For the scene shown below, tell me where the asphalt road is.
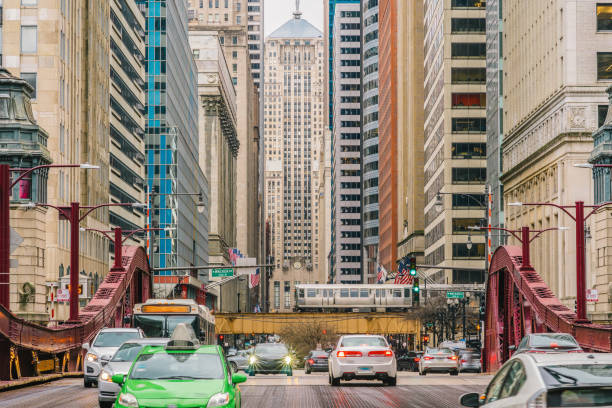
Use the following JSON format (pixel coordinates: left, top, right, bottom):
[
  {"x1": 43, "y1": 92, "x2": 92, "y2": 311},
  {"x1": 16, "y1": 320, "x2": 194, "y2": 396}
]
[{"x1": 0, "y1": 371, "x2": 491, "y2": 408}]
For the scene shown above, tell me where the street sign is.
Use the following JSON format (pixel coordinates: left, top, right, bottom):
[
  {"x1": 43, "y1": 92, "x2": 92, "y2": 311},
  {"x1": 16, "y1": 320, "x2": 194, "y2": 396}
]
[
  {"x1": 212, "y1": 268, "x2": 234, "y2": 277},
  {"x1": 236, "y1": 257, "x2": 256, "y2": 275},
  {"x1": 56, "y1": 289, "x2": 70, "y2": 302},
  {"x1": 446, "y1": 291, "x2": 465, "y2": 299},
  {"x1": 587, "y1": 289, "x2": 598, "y2": 302},
  {"x1": 10, "y1": 227, "x2": 24, "y2": 254}
]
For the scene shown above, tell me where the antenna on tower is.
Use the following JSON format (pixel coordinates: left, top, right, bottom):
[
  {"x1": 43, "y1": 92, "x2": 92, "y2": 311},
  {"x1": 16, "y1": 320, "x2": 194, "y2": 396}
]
[{"x1": 294, "y1": 0, "x2": 302, "y2": 19}]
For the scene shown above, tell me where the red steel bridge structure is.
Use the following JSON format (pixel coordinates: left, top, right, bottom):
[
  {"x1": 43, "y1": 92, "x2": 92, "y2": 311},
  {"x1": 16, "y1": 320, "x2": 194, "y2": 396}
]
[
  {"x1": 0, "y1": 246, "x2": 150, "y2": 381},
  {"x1": 483, "y1": 245, "x2": 612, "y2": 372}
]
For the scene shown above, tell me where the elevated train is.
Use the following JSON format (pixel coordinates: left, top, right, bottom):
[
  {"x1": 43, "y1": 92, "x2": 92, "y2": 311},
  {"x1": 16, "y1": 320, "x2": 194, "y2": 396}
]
[{"x1": 295, "y1": 284, "x2": 413, "y2": 312}]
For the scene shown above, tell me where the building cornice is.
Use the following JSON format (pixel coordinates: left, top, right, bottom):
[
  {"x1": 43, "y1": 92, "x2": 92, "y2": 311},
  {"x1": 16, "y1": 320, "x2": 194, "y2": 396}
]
[{"x1": 201, "y1": 95, "x2": 240, "y2": 157}]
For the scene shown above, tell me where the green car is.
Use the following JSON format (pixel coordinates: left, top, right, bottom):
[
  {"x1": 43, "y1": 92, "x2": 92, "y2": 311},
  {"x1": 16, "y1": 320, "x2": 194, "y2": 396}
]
[{"x1": 112, "y1": 325, "x2": 246, "y2": 408}]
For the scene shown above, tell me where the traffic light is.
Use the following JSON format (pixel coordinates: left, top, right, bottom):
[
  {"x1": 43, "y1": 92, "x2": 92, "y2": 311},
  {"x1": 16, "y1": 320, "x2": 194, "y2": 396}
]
[
  {"x1": 409, "y1": 257, "x2": 417, "y2": 276},
  {"x1": 423, "y1": 335, "x2": 429, "y2": 343},
  {"x1": 412, "y1": 278, "x2": 420, "y2": 303},
  {"x1": 479, "y1": 295, "x2": 486, "y2": 321}
]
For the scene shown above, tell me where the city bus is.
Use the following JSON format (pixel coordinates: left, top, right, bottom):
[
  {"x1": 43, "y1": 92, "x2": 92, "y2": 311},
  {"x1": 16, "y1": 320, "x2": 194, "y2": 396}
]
[{"x1": 131, "y1": 299, "x2": 215, "y2": 344}]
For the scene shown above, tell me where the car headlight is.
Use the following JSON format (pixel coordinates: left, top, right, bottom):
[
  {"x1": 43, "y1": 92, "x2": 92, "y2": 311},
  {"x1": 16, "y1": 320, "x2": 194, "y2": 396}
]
[
  {"x1": 207, "y1": 392, "x2": 230, "y2": 408},
  {"x1": 118, "y1": 392, "x2": 139, "y2": 408},
  {"x1": 249, "y1": 356, "x2": 257, "y2": 365},
  {"x1": 86, "y1": 353, "x2": 98, "y2": 363},
  {"x1": 99, "y1": 370, "x2": 112, "y2": 382},
  {"x1": 284, "y1": 355, "x2": 292, "y2": 365}
]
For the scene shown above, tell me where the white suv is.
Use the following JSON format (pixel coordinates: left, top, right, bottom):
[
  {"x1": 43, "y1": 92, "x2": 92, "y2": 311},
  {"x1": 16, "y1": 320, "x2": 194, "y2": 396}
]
[
  {"x1": 328, "y1": 335, "x2": 397, "y2": 386},
  {"x1": 82, "y1": 327, "x2": 143, "y2": 387}
]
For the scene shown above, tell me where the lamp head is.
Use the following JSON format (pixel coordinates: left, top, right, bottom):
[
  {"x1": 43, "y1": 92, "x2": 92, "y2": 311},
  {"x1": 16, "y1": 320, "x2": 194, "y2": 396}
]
[
  {"x1": 574, "y1": 163, "x2": 594, "y2": 169},
  {"x1": 80, "y1": 163, "x2": 100, "y2": 169},
  {"x1": 197, "y1": 192, "x2": 206, "y2": 214},
  {"x1": 508, "y1": 202, "x2": 523, "y2": 207},
  {"x1": 466, "y1": 234, "x2": 473, "y2": 250},
  {"x1": 435, "y1": 193, "x2": 443, "y2": 212}
]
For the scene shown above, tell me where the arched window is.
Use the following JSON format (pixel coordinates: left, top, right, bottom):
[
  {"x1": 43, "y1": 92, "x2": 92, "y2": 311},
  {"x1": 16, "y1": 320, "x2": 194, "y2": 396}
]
[{"x1": 59, "y1": 264, "x2": 64, "y2": 277}]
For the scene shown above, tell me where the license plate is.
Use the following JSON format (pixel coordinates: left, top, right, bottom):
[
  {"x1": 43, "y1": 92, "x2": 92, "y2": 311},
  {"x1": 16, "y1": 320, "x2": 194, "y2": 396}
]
[{"x1": 358, "y1": 366, "x2": 372, "y2": 371}]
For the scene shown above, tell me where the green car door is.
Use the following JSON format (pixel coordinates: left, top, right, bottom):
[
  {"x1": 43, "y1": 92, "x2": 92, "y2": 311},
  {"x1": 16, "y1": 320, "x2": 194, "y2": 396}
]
[{"x1": 112, "y1": 345, "x2": 247, "y2": 408}]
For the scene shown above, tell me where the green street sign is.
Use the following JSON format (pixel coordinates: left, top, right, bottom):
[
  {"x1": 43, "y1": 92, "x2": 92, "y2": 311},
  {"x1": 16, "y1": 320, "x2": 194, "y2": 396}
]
[
  {"x1": 212, "y1": 268, "x2": 234, "y2": 277},
  {"x1": 447, "y1": 291, "x2": 465, "y2": 299}
]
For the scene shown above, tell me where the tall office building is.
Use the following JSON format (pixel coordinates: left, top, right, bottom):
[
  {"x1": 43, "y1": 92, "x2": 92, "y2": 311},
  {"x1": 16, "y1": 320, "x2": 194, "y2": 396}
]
[
  {"x1": 422, "y1": 0, "x2": 487, "y2": 285},
  {"x1": 188, "y1": 0, "x2": 261, "y2": 263},
  {"x1": 331, "y1": 2, "x2": 362, "y2": 283},
  {"x1": 502, "y1": 1, "x2": 611, "y2": 312},
  {"x1": 360, "y1": 0, "x2": 379, "y2": 283},
  {"x1": 247, "y1": 0, "x2": 263, "y2": 88},
  {"x1": 137, "y1": 0, "x2": 209, "y2": 292},
  {"x1": 396, "y1": 0, "x2": 425, "y2": 272},
  {"x1": 263, "y1": 8, "x2": 325, "y2": 311},
  {"x1": 0, "y1": 0, "x2": 112, "y2": 320},
  {"x1": 377, "y1": 0, "x2": 397, "y2": 274},
  {"x1": 109, "y1": 0, "x2": 147, "y2": 247},
  {"x1": 486, "y1": 0, "x2": 504, "y2": 252}
]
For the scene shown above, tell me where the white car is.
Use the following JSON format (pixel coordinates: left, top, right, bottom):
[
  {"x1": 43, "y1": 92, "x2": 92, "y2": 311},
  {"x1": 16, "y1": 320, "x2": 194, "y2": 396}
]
[
  {"x1": 328, "y1": 335, "x2": 397, "y2": 386},
  {"x1": 419, "y1": 347, "x2": 459, "y2": 375},
  {"x1": 460, "y1": 352, "x2": 612, "y2": 407},
  {"x1": 82, "y1": 327, "x2": 143, "y2": 387}
]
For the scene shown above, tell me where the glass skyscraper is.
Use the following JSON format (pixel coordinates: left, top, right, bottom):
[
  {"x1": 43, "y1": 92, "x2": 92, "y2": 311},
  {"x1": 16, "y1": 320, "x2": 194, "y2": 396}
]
[{"x1": 137, "y1": 0, "x2": 209, "y2": 280}]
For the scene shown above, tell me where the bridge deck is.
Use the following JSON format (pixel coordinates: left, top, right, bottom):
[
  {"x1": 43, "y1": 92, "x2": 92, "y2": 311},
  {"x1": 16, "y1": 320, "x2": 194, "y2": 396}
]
[{"x1": 214, "y1": 312, "x2": 420, "y2": 335}]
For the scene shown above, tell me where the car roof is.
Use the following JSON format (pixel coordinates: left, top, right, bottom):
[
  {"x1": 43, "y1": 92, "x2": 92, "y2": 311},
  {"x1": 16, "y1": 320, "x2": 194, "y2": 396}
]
[
  {"x1": 98, "y1": 327, "x2": 141, "y2": 332},
  {"x1": 340, "y1": 334, "x2": 384, "y2": 338},
  {"x1": 123, "y1": 338, "x2": 169, "y2": 345},
  {"x1": 521, "y1": 352, "x2": 612, "y2": 365},
  {"x1": 140, "y1": 344, "x2": 221, "y2": 355}
]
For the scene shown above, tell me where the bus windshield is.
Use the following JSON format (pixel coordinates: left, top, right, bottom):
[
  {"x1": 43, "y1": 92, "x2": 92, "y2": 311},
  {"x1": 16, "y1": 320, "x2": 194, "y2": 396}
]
[{"x1": 133, "y1": 314, "x2": 198, "y2": 338}]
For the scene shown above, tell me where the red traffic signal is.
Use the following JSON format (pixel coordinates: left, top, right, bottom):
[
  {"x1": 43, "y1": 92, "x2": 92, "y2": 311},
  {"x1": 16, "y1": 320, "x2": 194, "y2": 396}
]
[{"x1": 423, "y1": 335, "x2": 430, "y2": 342}]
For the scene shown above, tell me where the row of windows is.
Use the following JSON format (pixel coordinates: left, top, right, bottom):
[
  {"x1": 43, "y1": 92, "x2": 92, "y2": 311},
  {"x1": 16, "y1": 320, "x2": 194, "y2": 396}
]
[
  {"x1": 451, "y1": 143, "x2": 486, "y2": 158},
  {"x1": 451, "y1": 18, "x2": 485, "y2": 33},
  {"x1": 452, "y1": 167, "x2": 486, "y2": 184}
]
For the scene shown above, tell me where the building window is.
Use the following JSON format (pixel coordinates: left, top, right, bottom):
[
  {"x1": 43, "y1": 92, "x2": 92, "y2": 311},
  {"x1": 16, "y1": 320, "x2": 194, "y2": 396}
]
[
  {"x1": 21, "y1": 73, "x2": 37, "y2": 99},
  {"x1": 451, "y1": 117, "x2": 486, "y2": 133},
  {"x1": 597, "y1": 52, "x2": 612, "y2": 80},
  {"x1": 232, "y1": 63, "x2": 237, "y2": 71},
  {"x1": 284, "y1": 281, "x2": 290, "y2": 308},
  {"x1": 452, "y1": 218, "x2": 484, "y2": 234},
  {"x1": 274, "y1": 281, "x2": 280, "y2": 309},
  {"x1": 232, "y1": 50, "x2": 237, "y2": 58},
  {"x1": 232, "y1": 36, "x2": 238, "y2": 44},
  {"x1": 21, "y1": 26, "x2": 37, "y2": 53},
  {"x1": 451, "y1": 67, "x2": 486, "y2": 83},
  {"x1": 599, "y1": 104, "x2": 609, "y2": 127},
  {"x1": 451, "y1": 167, "x2": 486, "y2": 184},
  {"x1": 452, "y1": 93, "x2": 486, "y2": 108},
  {"x1": 451, "y1": 42, "x2": 486, "y2": 59},
  {"x1": 452, "y1": 194, "x2": 486, "y2": 208},
  {"x1": 452, "y1": 269, "x2": 485, "y2": 284},
  {"x1": 451, "y1": 18, "x2": 486, "y2": 33},
  {"x1": 597, "y1": 4, "x2": 612, "y2": 31},
  {"x1": 22, "y1": 0, "x2": 37, "y2": 5},
  {"x1": 236, "y1": 15, "x2": 241, "y2": 24},
  {"x1": 451, "y1": 0, "x2": 486, "y2": 8},
  {"x1": 452, "y1": 243, "x2": 485, "y2": 259},
  {"x1": 451, "y1": 142, "x2": 486, "y2": 158}
]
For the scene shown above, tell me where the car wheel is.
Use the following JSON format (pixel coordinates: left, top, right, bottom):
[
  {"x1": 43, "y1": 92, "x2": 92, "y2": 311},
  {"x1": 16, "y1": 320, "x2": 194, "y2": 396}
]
[
  {"x1": 385, "y1": 376, "x2": 397, "y2": 386},
  {"x1": 286, "y1": 368, "x2": 293, "y2": 377},
  {"x1": 84, "y1": 379, "x2": 92, "y2": 388},
  {"x1": 99, "y1": 402, "x2": 112, "y2": 408},
  {"x1": 421, "y1": 370, "x2": 426, "y2": 376},
  {"x1": 331, "y1": 375, "x2": 340, "y2": 386},
  {"x1": 248, "y1": 369, "x2": 255, "y2": 377},
  {"x1": 305, "y1": 366, "x2": 311, "y2": 374},
  {"x1": 450, "y1": 370, "x2": 459, "y2": 376}
]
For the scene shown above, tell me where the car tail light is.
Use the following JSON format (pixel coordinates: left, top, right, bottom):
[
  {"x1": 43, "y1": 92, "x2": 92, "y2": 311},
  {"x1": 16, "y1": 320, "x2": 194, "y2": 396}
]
[
  {"x1": 414, "y1": 357, "x2": 420, "y2": 362},
  {"x1": 337, "y1": 350, "x2": 362, "y2": 358},
  {"x1": 448, "y1": 355, "x2": 458, "y2": 361},
  {"x1": 549, "y1": 342, "x2": 559, "y2": 348},
  {"x1": 423, "y1": 356, "x2": 434, "y2": 361},
  {"x1": 368, "y1": 350, "x2": 393, "y2": 357},
  {"x1": 308, "y1": 359, "x2": 315, "y2": 365},
  {"x1": 527, "y1": 390, "x2": 547, "y2": 408},
  {"x1": 460, "y1": 359, "x2": 467, "y2": 363}
]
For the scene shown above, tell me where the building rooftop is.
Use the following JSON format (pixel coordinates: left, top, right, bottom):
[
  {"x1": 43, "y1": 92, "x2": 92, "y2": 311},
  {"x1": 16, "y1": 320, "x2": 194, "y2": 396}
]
[{"x1": 268, "y1": 14, "x2": 322, "y2": 39}]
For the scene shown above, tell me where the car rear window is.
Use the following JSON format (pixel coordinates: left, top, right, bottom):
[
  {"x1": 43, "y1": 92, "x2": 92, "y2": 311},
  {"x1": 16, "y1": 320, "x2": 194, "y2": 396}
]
[
  {"x1": 312, "y1": 351, "x2": 328, "y2": 358},
  {"x1": 427, "y1": 348, "x2": 453, "y2": 354},
  {"x1": 531, "y1": 334, "x2": 578, "y2": 348},
  {"x1": 547, "y1": 387, "x2": 612, "y2": 407},
  {"x1": 94, "y1": 331, "x2": 141, "y2": 347},
  {"x1": 540, "y1": 364, "x2": 612, "y2": 386},
  {"x1": 112, "y1": 343, "x2": 144, "y2": 362},
  {"x1": 341, "y1": 337, "x2": 387, "y2": 347}
]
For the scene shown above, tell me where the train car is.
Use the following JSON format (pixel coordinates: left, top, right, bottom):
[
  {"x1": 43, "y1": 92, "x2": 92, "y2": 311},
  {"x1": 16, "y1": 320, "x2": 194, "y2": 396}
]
[
  {"x1": 295, "y1": 284, "x2": 413, "y2": 312},
  {"x1": 131, "y1": 298, "x2": 215, "y2": 344}
]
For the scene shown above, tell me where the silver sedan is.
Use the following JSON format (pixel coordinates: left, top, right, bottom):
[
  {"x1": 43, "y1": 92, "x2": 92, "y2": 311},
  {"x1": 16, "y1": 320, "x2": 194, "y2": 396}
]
[{"x1": 418, "y1": 347, "x2": 459, "y2": 375}]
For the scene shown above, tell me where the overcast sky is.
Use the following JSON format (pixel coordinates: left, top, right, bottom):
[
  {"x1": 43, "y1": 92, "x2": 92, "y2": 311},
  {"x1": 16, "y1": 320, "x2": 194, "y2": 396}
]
[{"x1": 264, "y1": 0, "x2": 324, "y2": 37}]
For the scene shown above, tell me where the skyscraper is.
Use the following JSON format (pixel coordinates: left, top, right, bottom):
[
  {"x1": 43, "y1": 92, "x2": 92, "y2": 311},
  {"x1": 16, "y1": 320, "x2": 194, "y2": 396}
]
[
  {"x1": 264, "y1": 7, "x2": 325, "y2": 311},
  {"x1": 137, "y1": 0, "x2": 209, "y2": 292},
  {"x1": 331, "y1": 2, "x2": 362, "y2": 283},
  {"x1": 422, "y1": 0, "x2": 487, "y2": 285},
  {"x1": 360, "y1": 0, "x2": 379, "y2": 283}
]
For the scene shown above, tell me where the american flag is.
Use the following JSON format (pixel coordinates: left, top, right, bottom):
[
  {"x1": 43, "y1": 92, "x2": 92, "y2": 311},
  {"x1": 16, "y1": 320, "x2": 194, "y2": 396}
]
[
  {"x1": 249, "y1": 267, "x2": 260, "y2": 288},
  {"x1": 228, "y1": 248, "x2": 259, "y2": 288},
  {"x1": 377, "y1": 264, "x2": 387, "y2": 284},
  {"x1": 394, "y1": 260, "x2": 414, "y2": 285}
]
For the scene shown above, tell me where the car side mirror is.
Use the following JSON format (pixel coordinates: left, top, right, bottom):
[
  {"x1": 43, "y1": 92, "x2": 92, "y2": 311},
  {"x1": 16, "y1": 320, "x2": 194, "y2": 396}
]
[
  {"x1": 100, "y1": 356, "x2": 110, "y2": 366},
  {"x1": 460, "y1": 393, "x2": 481, "y2": 407},
  {"x1": 232, "y1": 373, "x2": 247, "y2": 384},
  {"x1": 508, "y1": 345, "x2": 516, "y2": 351},
  {"x1": 112, "y1": 374, "x2": 126, "y2": 385},
  {"x1": 82, "y1": 343, "x2": 90, "y2": 351}
]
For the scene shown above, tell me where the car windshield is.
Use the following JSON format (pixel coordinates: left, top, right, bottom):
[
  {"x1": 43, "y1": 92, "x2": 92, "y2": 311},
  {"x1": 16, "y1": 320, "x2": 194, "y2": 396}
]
[
  {"x1": 93, "y1": 331, "x2": 140, "y2": 347},
  {"x1": 426, "y1": 348, "x2": 453, "y2": 355},
  {"x1": 112, "y1": 343, "x2": 144, "y2": 362},
  {"x1": 255, "y1": 344, "x2": 288, "y2": 355},
  {"x1": 133, "y1": 314, "x2": 198, "y2": 338},
  {"x1": 547, "y1": 387, "x2": 612, "y2": 407},
  {"x1": 540, "y1": 364, "x2": 612, "y2": 386},
  {"x1": 312, "y1": 351, "x2": 328, "y2": 358},
  {"x1": 531, "y1": 334, "x2": 578, "y2": 348},
  {"x1": 130, "y1": 352, "x2": 224, "y2": 380},
  {"x1": 341, "y1": 337, "x2": 387, "y2": 347}
]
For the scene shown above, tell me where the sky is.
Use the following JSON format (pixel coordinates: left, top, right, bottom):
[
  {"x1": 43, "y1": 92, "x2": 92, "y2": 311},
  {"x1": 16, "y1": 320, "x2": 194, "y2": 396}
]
[{"x1": 264, "y1": 0, "x2": 324, "y2": 37}]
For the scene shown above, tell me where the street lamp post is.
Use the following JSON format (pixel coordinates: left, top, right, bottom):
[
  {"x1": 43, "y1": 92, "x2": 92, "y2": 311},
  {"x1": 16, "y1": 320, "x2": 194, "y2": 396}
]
[
  {"x1": 36, "y1": 201, "x2": 144, "y2": 321},
  {"x1": 0, "y1": 163, "x2": 99, "y2": 311},
  {"x1": 508, "y1": 200, "x2": 611, "y2": 322}
]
